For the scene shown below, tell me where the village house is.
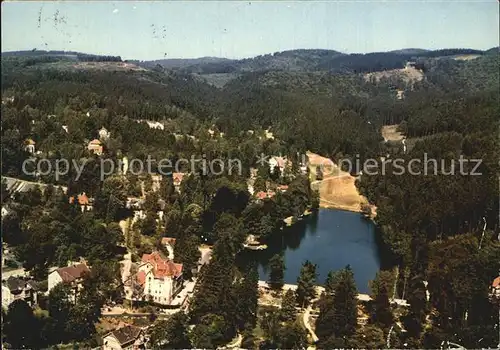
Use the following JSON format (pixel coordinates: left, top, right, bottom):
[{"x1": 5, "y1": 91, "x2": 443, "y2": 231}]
[
  {"x1": 255, "y1": 190, "x2": 276, "y2": 201},
  {"x1": 2, "y1": 96, "x2": 15, "y2": 105},
  {"x1": 69, "y1": 192, "x2": 93, "y2": 212},
  {"x1": 172, "y1": 172, "x2": 185, "y2": 192},
  {"x1": 24, "y1": 138, "x2": 36, "y2": 154},
  {"x1": 87, "y1": 139, "x2": 103, "y2": 155},
  {"x1": 102, "y1": 324, "x2": 146, "y2": 350},
  {"x1": 2, "y1": 206, "x2": 9, "y2": 218},
  {"x1": 136, "y1": 251, "x2": 183, "y2": 305},
  {"x1": 126, "y1": 197, "x2": 166, "y2": 224},
  {"x1": 276, "y1": 184, "x2": 289, "y2": 192},
  {"x1": 2, "y1": 276, "x2": 41, "y2": 309},
  {"x1": 99, "y1": 127, "x2": 111, "y2": 140},
  {"x1": 47, "y1": 263, "x2": 90, "y2": 301},
  {"x1": 491, "y1": 276, "x2": 500, "y2": 299},
  {"x1": 161, "y1": 237, "x2": 176, "y2": 260},
  {"x1": 137, "y1": 119, "x2": 164, "y2": 130},
  {"x1": 268, "y1": 156, "x2": 289, "y2": 174}
]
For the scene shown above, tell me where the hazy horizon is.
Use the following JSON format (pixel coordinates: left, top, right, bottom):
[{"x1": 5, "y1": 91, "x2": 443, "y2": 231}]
[{"x1": 2, "y1": 1, "x2": 499, "y2": 61}]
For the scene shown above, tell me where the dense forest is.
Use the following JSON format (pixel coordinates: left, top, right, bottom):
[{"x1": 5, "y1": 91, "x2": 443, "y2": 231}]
[{"x1": 1, "y1": 48, "x2": 499, "y2": 348}]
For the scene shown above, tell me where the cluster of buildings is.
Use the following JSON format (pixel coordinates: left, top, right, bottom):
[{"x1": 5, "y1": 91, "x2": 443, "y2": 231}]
[
  {"x1": 2, "y1": 276, "x2": 41, "y2": 309},
  {"x1": 1, "y1": 261, "x2": 90, "y2": 310}
]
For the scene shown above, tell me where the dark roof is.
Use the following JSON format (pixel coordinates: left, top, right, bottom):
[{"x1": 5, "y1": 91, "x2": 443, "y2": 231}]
[
  {"x1": 2, "y1": 276, "x2": 41, "y2": 292},
  {"x1": 3, "y1": 276, "x2": 26, "y2": 292},
  {"x1": 54, "y1": 263, "x2": 90, "y2": 283},
  {"x1": 107, "y1": 325, "x2": 142, "y2": 346}
]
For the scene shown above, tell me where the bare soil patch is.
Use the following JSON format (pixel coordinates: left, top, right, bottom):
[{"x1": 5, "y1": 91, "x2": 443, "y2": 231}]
[
  {"x1": 307, "y1": 151, "x2": 375, "y2": 215},
  {"x1": 381, "y1": 124, "x2": 404, "y2": 142}
]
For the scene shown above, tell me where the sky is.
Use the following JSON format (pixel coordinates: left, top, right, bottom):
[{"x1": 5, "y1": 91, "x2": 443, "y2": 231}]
[{"x1": 2, "y1": 1, "x2": 498, "y2": 61}]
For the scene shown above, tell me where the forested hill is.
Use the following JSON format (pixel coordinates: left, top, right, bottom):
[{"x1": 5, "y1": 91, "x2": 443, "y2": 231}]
[
  {"x1": 135, "y1": 48, "x2": 487, "y2": 75},
  {"x1": 1, "y1": 47, "x2": 499, "y2": 349},
  {"x1": 2, "y1": 48, "x2": 498, "y2": 165}
]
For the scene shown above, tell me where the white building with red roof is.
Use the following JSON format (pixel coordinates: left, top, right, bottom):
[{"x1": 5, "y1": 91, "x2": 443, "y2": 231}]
[
  {"x1": 136, "y1": 251, "x2": 183, "y2": 305},
  {"x1": 172, "y1": 172, "x2": 186, "y2": 191},
  {"x1": 87, "y1": 139, "x2": 103, "y2": 155}
]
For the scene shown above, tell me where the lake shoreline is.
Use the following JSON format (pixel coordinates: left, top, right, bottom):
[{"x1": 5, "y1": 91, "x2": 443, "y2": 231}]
[{"x1": 242, "y1": 208, "x2": 382, "y2": 294}]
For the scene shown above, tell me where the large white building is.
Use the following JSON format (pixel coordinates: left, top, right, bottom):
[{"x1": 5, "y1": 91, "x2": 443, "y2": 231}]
[{"x1": 136, "y1": 251, "x2": 183, "y2": 305}]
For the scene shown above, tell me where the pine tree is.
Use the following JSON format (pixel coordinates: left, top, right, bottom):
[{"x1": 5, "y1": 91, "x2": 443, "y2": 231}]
[
  {"x1": 280, "y1": 289, "x2": 297, "y2": 322},
  {"x1": 331, "y1": 266, "x2": 358, "y2": 338},
  {"x1": 296, "y1": 260, "x2": 317, "y2": 307},
  {"x1": 234, "y1": 263, "x2": 259, "y2": 330},
  {"x1": 316, "y1": 292, "x2": 336, "y2": 342},
  {"x1": 268, "y1": 254, "x2": 285, "y2": 291},
  {"x1": 370, "y1": 283, "x2": 393, "y2": 330}
]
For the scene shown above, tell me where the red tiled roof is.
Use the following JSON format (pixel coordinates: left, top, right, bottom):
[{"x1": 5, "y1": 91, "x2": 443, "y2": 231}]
[
  {"x1": 137, "y1": 270, "x2": 146, "y2": 286},
  {"x1": 55, "y1": 263, "x2": 90, "y2": 283},
  {"x1": 172, "y1": 172, "x2": 185, "y2": 185},
  {"x1": 141, "y1": 252, "x2": 182, "y2": 278},
  {"x1": 493, "y1": 276, "x2": 500, "y2": 288},
  {"x1": 256, "y1": 191, "x2": 267, "y2": 200},
  {"x1": 277, "y1": 185, "x2": 289, "y2": 191},
  {"x1": 161, "y1": 237, "x2": 176, "y2": 246},
  {"x1": 88, "y1": 139, "x2": 101, "y2": 145},
  {"x1": 256, "y1": 191, "x2": 276, "y2": 200},
  {"x1": 69, "y1": 193, "x2": 90, "y2": 206}
]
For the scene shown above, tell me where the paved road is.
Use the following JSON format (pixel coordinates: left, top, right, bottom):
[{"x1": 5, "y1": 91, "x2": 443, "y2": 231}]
[
  {"x1": 2, "y1": 268, "x2": 28, "y2": 279},
  {"x1": 120, "y1": 252, "x2": 133, "y2": 300}
]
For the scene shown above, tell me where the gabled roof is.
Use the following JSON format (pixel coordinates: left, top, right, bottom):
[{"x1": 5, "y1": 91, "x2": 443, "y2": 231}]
[
  {"x1": 172, "y1": 172, "x2": 185, "y2": 184},
  {"x1": 25, "y1": 138, "x2": 36, "y2": 145},
  {"x1": 104, "y1": 324, "x2": 143, "y2": 347},
  {"x1": 270, "y1": 156, "x2": 287, "y2": 168},
  {"x1": 88, "y1": 139, "x2": 101, "y2": 146},
  {"x1": 141, "y1": 251, "x2": 182, "y2": 279},
  {"x1": 53, "y1": 263, "x2": 90, "y2": 283},
  {"x1": 69, "y1": 192, "x2": 90, "y2": 206},
  {"x1": 493, "y1": 276, "x2": 500, "y2": 288},
  {"x1": 161, "y1": 237, "x2": 176, "y2": 246},
  {"x1": 256, "y1": 191, "x2": 267, "y2": 200},
  {"x1": 3, "y1": 276, "x2": 29, "y2": 292}
]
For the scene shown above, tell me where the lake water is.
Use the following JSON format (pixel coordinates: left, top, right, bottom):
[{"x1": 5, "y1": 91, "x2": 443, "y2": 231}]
[{"x1": 246, "y1": 209, "x2": 381, "y2": 294}]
